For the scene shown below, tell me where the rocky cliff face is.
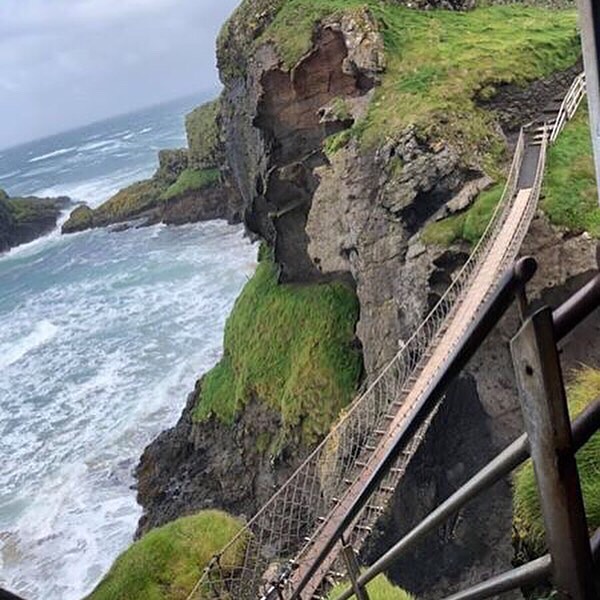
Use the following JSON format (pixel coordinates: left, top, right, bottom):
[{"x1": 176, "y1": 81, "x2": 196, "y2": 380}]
[
  {"x1": 0, "y1": 189, "x2": 71, "y2": 253},
  {"x1": 135, "y1": 1, "x2": 594, "y2": 597}
]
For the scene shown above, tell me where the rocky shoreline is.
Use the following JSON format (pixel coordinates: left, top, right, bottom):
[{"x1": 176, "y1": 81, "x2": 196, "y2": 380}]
[{"x1": 0, "y1": 188, "x2": 71, "y2": 254}]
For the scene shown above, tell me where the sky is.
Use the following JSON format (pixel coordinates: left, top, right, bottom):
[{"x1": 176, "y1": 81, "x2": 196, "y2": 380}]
[{"x1": 0, "y1": 0, "x2": 241, "y2": 149}]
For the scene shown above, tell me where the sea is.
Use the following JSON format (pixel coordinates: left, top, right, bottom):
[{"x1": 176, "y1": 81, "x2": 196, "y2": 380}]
[{"x1": 0, "y1": 96, "x2": 256, "y2": 599}]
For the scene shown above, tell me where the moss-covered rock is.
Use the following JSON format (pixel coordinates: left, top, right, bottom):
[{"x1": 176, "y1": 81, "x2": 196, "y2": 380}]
[
  {"x1": 86, "y1": 510, "x2": 245, "y2": 600},
  {"x1": 194, "y1": 251, "x2": 362, "y2": 446},
  {"x1": 0, "y1": 190, "x2": 70, "y2": 252},
  {"x1": 186, "y1": 100, "x2": 223, "y2": 170},
  {"x1": 155, "y1": 148, "x2": 189, "y2": 186},
  {"x1": 61, "y1": 205, "x2": 94, "y2": 234},
  {"x1": 161, "y1": 169, "x2": 221, "y2": 202},
  {"x1": 328, "y1": 574, "x2": 415, "y2": 600}
]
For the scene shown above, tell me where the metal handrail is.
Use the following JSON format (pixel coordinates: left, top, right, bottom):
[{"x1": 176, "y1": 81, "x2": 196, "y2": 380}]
[
  {"x1": 334, "y1": 396, "x2": 600, "y2": 600},
  {"x1": 550, "y1": 72, "x2": 586, "y2": 143}
]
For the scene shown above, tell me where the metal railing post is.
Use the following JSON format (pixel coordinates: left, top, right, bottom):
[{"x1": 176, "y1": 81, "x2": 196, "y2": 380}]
[
  {"x1": 510, "y1": 307, "x2": 597, "y2": 599},
  {"x1": 341, "y1": 537, "x2": 371, "y2": 600}
]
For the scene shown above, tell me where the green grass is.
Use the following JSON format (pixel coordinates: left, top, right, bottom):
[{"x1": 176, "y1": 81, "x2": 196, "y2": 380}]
[
  {"x1": 161, "y1": 169, "x2": 221, "y2": 201},
  {"x1": 262, "y1": 2, "x2": 579, "y2": 164},
  {"x1": 328, "y1": 574, "x2": 415, "y2": 600},
  {"x1": 513, "y1": 367, "x2": 600, "y2": 558},
  {"x1": 542, "y1": 105, "x2": 600, "y2": 236},
  {"x1": 421, "y1": 182, "x2": 504, "y2": 246},
  {"x1": 186, "y1": 100, "x2": 222, "y2": 170},
  {"x1": 194, "y1": 252, "x2": 362, "y2": 446},
  {"x1": 86, "y1": 510, "x2": 245, "y2": 600}
]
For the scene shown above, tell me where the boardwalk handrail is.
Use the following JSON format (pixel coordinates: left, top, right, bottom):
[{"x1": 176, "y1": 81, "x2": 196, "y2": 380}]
[
  {"x1": 550, "y1": 72, "x2": 587, "y2": 143},
  {"x1": 189, "y1": 74, "x2": 584, "y2": 600},
  {"x1": 333, "y1": 393, "x2": 600, "y2": 600}
]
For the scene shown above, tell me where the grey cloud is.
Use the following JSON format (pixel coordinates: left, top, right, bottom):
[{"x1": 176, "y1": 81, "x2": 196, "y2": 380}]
[{"x1": 0, "y1": 0, "x2": 241, "y2": 148}]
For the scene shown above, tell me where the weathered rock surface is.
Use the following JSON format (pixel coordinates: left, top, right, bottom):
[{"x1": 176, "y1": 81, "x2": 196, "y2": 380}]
[
  {"x1": 136, "y1": 380, "x2": 309, "y2": 537},
  {"x1": 220, "y1": 6, "x2": 384, "y2": 282},
  {"x1": 0, "y1": 189, "x2": 71, "y2": 253}
]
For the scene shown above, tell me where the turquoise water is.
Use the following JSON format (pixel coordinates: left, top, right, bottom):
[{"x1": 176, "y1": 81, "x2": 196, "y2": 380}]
[{"x1": 0, "y1": 100, "x2": 256, "y2": 598}]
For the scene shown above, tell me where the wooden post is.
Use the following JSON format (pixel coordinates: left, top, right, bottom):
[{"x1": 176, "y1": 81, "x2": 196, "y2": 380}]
[
  {"x1": 511, "y1": 307, "x2": 596, "y2": 599},
  {"x1": 577, "y1": 0, "x2": 600, "y2": 206}
]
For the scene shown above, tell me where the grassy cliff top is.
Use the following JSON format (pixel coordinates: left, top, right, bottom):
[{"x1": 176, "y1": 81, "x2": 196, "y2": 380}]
[
  {"x1": 258, "y1": 2, "x2": 579, "y2": 164},
  {"x1": 194, "y1": 251, "x2": 362, "y2": 446},
  {"x1": 86, "y1": 510, "x2": 244, "y2": 600}
]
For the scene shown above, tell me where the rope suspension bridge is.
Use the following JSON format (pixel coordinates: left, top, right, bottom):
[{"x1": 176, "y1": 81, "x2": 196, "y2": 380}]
[{"x1": 187, "y1": 74, "x2": 589, "y2": 600}]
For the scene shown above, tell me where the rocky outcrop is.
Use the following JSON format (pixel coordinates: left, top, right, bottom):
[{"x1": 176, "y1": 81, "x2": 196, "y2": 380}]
[
  {"x1": 0, "y1": 189, "x2": 71, "y2": 253},
  {"x1": 219, "y1": 7, "x2": 385, "y2": 282},
  {"x1": 62, "y1": 101, "x2": 243, "y2": 234},
  {"x1": 136, "y1": 379, "x2": 310, "y2": 537}
]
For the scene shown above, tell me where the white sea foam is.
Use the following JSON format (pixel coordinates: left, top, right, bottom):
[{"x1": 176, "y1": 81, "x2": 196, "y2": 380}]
[
  {"x1": 0, "y1": 221, "x2": 256, "y2": 599},
  {"x1": 0, "y1": 321, "x2": 58, "y2": 369},
  {"x1": 28, "y1": 147, "x2": 77, "y2": 164}
]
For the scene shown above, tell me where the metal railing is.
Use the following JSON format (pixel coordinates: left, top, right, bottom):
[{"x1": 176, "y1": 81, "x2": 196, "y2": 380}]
[
  {"x1": 190, "y1": 74, "x2": 584, "y2": 600},
  {"x1": 550, "y1": 72, "x2": 587, "y2": 143},
  {"x1": 334, "y1": 273, "x2": 600, "y2": 600}
]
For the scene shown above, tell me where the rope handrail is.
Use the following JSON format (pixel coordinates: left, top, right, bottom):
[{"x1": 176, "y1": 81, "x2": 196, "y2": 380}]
[{"x1": 187, "y1": 73, "x2": 583, "y2": 600}]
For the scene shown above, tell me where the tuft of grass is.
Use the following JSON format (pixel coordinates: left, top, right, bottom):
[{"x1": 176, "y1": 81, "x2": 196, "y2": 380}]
[
  {"x1": 542, "y1": 104, "x2": 600, "y2": 236},
  {"x1": 328, "y1": 574, "x2": 415, "y2": 600},
  {"x1": 262, "y1": 2, "x2": 579, "y2": 164},
  {"x1": 194, "y1": 253, "x2": 362, "y2": 446},
  {"x1": 513, "y1": 367, "x2": 600, "y2": 557},
  {"x1": 86, "y1": 510, "x2": 245, "y2": 600},
  {"x1": 161, "y1": 169, "x2": 221, "y2": 202},
  {"x1": 324, "y1": 130, "x2": 352, "y2": 157},
  {"x1": 421, "y1": 182, "x2": 504, "y2": 246}
]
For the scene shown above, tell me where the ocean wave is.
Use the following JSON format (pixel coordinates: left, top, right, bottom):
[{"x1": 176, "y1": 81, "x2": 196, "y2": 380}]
[
  {"x1": 138, "y1": 127, "x2": 153, "y2": 134},
  {"x1": 77, "y1": 140, "x2": 118, "y2": 153},
  {"x1": 0, "y1": 169, "x2": 21, "y2": 181},
  {"x1": 0, "y1": 321, "x2": 58, "y2": 369},
  {"x1": 28, "y1": 147, "x2": 77, "y2": 164}
]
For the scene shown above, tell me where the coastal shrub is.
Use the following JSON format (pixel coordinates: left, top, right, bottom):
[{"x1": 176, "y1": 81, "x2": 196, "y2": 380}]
[
  {"x1": 513, "y1": 367, "x2": 600, "y2": 558},
  {"x1": 262, "y1": 2, "x2": 579, "y2": 165},
  {"x1": 542, "y1": 105, "x2": 600, "y2": 236},
  {"x1": 421, "y1": 183, "x2": 504, "y2": 247},
  {"x1": 86, "y1": 510, "x2": 245, "y2": 600},
  {"x1": 194, "y1": 252, "x2": 362, "y2": 446},
  {"x1": 328, "y1": 574, "x2": 415, "y2": 600},
  {"x1": 161, "y1": 168, "x2": 221, "y2": 202}
]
